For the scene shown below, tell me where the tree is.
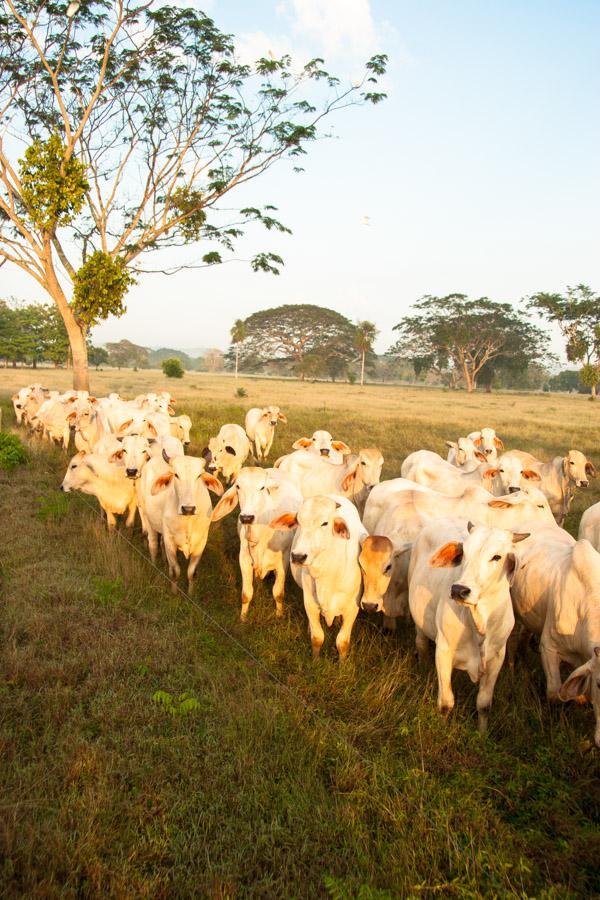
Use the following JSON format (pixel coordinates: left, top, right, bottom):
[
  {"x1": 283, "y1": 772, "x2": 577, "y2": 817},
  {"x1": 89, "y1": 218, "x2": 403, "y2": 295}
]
[
  {"x1": 162, "y1": 357, "x2": 184, "y2": 379},
  {"x1": 232, "y1": 304, "x2": 356, "y2": 379},
  {"x1": 0, "y1": 3, "x2": 387, "y2": 391},
  {"x1": 88, "y1": 345, "x2": 109, "y2": 370},
  {"x1": 389, "y1": 295, "x2": 550, "y2": 393},
  {"x1": 529, "y1": 285, "x2": 600, "y2": 399},
  {"x1": 354, "y1": 320, "x2": 378, "y2": 385},
  {"x1": 105, "y1": 340, "x2": 149, "y2": 370},
  {"x1": 230, "y1": 319, "x2": 247, "y2": 380}
]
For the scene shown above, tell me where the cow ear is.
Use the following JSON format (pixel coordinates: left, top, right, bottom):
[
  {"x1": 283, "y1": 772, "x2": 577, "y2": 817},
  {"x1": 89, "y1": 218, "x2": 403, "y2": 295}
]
[
  {"x1": 475, "y1": 451, "x2": 487, "y2": 463},
  {"x1": 559, "y1": 662, "x2": 592, "y2": 702},
  {"x1": 473, "y1": 437, "x2": 483, "y2": 446},
  {"x1": 445, "y1": 440, "x2": 457, "y2": 450},
  {"x1": 522, "y1": 469, "x2": 541, "y2": 482},
  {"x1": 167, "y1": 405, "x2": 175, "y2": 415},
  {"x1": 483, "y1": 468, "x2": 499, "y2": 480},
  {"x1": 76, "y1": 450, "x2": 86, "y2": 459},
  {"x1": 429, "y1": 541, "x2": 463, "y2": 567},
  {"x1": 292, "y1": 438, "x2": 312, "y2": 450},
  {"x1": 511, "y1": 532, "x2": 530, "y2": 544},
  {"x1": 333, "y1": 517, "x2": 350, "y2": 539},
  {"x1": 118, "y1": 418, "x2": 133, "y2": 433},
  {"x1": 467, "y1": 521, "x2": 475, "y2": 532},
  {"x1": 277, "y1": 412, "x2": 287, "y2": 423},
  {"x1": 89, "y1": 396, "x2": 97, "y2": 404},
  {"x1": 147, "y1": 422, "x2": 158, "y2": 437},
  {"x1": 66, "y1": 411, "x2": 77, "y2": 422},
  {"x1": 269, "y1": 512, "x2": 298, "y2": 530},
  {"x1": 211, "y1": 486, "x2": 238, "y2": 521},
  {"x1": 585, "y1": 460, "x2": 597, "y2": 478},
  {"x1": 200, "y1": 446, "x2": 212, "y2": 462},
  {"x1": 109, "y1": 448, "x2": 125, "y2": 462},
  {"x1": 341, "y1": 465, "x2": 359, "y2": 492},
  {"x1": 224, "y1": 445, "x2": 236, "y2": 456},
  {"x1": 493, "y1": 436, "x2": 504, "y2": 449},
  {"x1": 332, "y1": 440, "x2": 351, "y2": 454},
  {"x1": 151, "y1": 472, "x2": 174, "y2": 495},
  {"x1": 201, "y1": 473, "x2": 224, "y2": 496},
  {"x1": 273, "y1": 456, "x2": 284, "y2": 468},
  {"x1": 488, "y1": 499, "x2": 513, "y2": 509}
]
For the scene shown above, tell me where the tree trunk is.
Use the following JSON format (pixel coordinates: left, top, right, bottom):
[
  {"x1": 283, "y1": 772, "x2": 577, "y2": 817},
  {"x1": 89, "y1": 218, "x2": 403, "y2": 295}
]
[
  {"x1": 592, "y1": 382, "x2": 597, "y2": 400},
  {"x1": 43, "y1": 236, "x2": 90, "y2": 391},
  {"x1": 360, "y1": 351, "x2": 365, "y2": 386},
  {"x1": 235, "y1": 346, "x2": 239, "y2": 379}
]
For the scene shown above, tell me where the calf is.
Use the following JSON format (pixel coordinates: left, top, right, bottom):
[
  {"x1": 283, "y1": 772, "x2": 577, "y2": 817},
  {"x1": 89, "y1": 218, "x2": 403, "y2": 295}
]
[
  {"x1": 61, "y1": 449, "x2": 137, "y2": 528},
  {"x1": 409, "y1": 519, "x2": 527, "y2": 732},
  {"x1": 510, "y1": 525, "x2": 600, "y2": 747},
  {"x1": 491, "y1": 453, "x2": 542, "y2": 496},
  {"x1": 169, "y1": 414, "x2": 193, "y2": 446},
  {"x1": 290, "y1": 430, "x2": 351, "y2": 464},
  {"x1": 446, "y1": 436, "x2": 484, "y2": 467},
  {"x1": 245, "y1": 406, "x2": 287, "y2": 460},
  {"x1": 141, "y1": 455, "x2": 223, "y2": 590},
  {"x1": 272, "y1": 495, "x2": 366, "y2": 660},
  {"x1": 211, "y1": 467, "x2": 303, "y2": 620},
  {"x1": 468, "y1": 428, "x2": 504, "y2": 464}
]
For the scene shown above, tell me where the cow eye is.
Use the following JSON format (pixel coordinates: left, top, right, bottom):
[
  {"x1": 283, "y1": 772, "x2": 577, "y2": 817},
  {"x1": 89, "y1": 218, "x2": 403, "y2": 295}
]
[
  {"x1": 384, "y1": 564, "x2": 392, "y2": 574},
  {"x1": 321, "y1": 521, "x2": 328, "y2": 527},
  {"x1": 499, "y1": 469, "x2": 504, "y2": 474},
  {"x1": 174, "y1": 473, "x2": 180, "y2": 479},
  {"x1": 570, "y1": 461, "x2": 574, "y2": 465},
  {"x1": 71, "y1": 464, "x2": 77, "y2": 469},
  {"x1": 491, "y1": 554, "x2": 501, "y2": 562},
  {"x1": 361, "y1": 461, "x2": 366, "y2": 466},
  {"x1": 537, "y1": 504, "x2": 544, "y2": 509}
]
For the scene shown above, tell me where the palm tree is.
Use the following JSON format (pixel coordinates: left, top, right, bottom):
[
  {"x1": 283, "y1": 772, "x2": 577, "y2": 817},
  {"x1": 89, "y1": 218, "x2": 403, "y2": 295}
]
[
  {"x1": 354, "y1": 320, "x2": 378, "y2": 386},
  {"x1": 230, "y1": 318, "x2": 247, "y2": 379}
]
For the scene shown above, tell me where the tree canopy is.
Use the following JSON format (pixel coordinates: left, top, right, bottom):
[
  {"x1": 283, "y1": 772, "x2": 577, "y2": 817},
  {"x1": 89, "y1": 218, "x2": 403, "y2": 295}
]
[
  {"x1": 529, "y1": 284, "x2": 600, "y2": 397},
  {"x1": 0, "y1": 1, "x2": 387, "y2": 388},
  {"x1": 389, "y1": 294, "x2": 551, "y2": 392},
  {"x1": 231, "y1": 303, "x2": 357, "y2": 379}
]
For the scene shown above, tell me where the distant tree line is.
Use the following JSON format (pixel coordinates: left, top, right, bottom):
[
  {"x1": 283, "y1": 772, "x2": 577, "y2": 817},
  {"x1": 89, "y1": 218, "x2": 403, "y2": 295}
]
[{"x1": 225, "y1": 286, "x2": 600, "y2": 394}]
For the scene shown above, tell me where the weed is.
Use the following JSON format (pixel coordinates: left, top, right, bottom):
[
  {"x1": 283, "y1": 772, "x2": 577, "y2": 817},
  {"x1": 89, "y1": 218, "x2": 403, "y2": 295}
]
[
  {"x1": 152, "y1": 689, "x2": 200, "y2": 717},
  {"x1": 235, "y1": 386, "x2": 248, "y2": 398},
  {"x1": 35, "y1": 489, "x2": 71, "y2": 521},
  {"x1": 0, "y1": 431, "x2": 28, "y2": 470},
  {"x1": 92, "y1": 576, "x2": 125, "y2": 608}
]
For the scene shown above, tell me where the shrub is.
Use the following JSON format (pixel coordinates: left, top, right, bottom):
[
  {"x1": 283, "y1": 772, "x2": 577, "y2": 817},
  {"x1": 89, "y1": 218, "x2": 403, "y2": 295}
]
[
  {"x1": 347, "y1": 372, "x2": 357, "y2": 385},
  {"x1": 235, "y1": 386, "x2": 248, "y2": 398},
  {"x1": 0, "y1": 432, "x2": 28, "y2": 470},
  {"x1": 162, "y1": 357, "x2": 184, "y2": 378},
  {"x1": 35, "y1": 490, "x2": 71, "y2": 521}
]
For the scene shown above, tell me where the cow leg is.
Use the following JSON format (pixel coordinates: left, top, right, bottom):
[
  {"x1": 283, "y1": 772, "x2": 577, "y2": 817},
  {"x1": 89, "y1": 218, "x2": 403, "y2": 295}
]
[
  {"x1": 303, "y1": 589, "x2": 324, "y2": 660},
  {"x1": 540, "y1": 640, "x2": 563, "y2": 702},
  {"x1": 476, "y1": 648, "x2": 506, "y2": 734},
  {"x1": 125, "y1": 496, "x2": 137, "y2": 528},
  {"x1": 239, "y1": 539, "x2": 255, "y2": 622},
  {"x1": 146, "y1": 525, "x2": 159, "y2": 562},
  {"x1": 435, "y1": 645, "x2": 455, "y2": 715},
  {"x1": 272, "y1": 561, "x2": 286, "y2": 618},
  {"x1": 336, "y1": 605, "x2": 359, "y2": 662},
  {"x1": 105, "y1": 509, "x2": 117, "y2": 530},
  {"x1": 163, "y1": 537, "x2": 181, "y2": 592},
  {"x1": 415, "y1": 627, "x2": 430, "y2": 668},
  {"x1": 186, "y1": 555, "x2": 201, "y2": 593}
]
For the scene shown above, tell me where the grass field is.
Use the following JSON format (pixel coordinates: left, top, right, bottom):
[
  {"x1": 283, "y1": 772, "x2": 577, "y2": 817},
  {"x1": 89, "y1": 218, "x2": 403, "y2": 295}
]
[{"x1": 1, "y1": 370, "x2": 600, "y2": 898}]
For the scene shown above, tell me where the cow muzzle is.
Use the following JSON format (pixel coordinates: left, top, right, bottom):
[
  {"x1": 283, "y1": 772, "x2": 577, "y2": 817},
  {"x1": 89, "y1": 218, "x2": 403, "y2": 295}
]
[
  {"x1": 451, "y1": 583, "x2": 471, "y2": 603},
  {"x1": 126, "y1": 468, "x2": 138, "y2": 479},
  {"x1": 508, "y1": 486, "x2": 520, "y2": 494},
  {"x1": 291, "y1": 552, "x2": 308, "y2": 565},
  {"x1": 180, "y1": 505, "x2": 196, "y2": 516},
  {"x1": 239, "y1": 514, "x2": 255, "y2": 525},
  {"x1": 361, "y1": 601, "x2": 379, "y2": 613},
  {"x1": 320, "y1": 448, "x2": 330, "y2": 457},
  {"x1": 578, "y1": 480, "x2": 589, "y2": 488}
]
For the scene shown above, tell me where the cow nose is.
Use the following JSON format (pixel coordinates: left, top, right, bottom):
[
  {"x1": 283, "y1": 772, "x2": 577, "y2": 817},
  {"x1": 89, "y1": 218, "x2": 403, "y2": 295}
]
[
  {"x1": 320, "y1": 448, "x2": 330, "y2": 456},
  {"x1": 361, "y1": 601, "x2": 379, "y2": 613},
  {"x1": 59, "y1": 484, "x2": 65, "y2": 492},
  {"x1": 180, "y1": 505, "x2": 196, "y2": 516},
  {"x1": 485, "y1": 448, "x2": 492, "y2": 454},
  {"x1": 126, "y1": 468, "x2": 138, "y2": 478},
  {"x1": 239, "y1": 514, "x2": 255, "y2": 524},
  {"x1": 291, "y1": 552, "x2": 307, "y2": 565},
  {"x1": 508, "y1": 486, "x2": 520, "y2": 493},
  {"x1": 184, "y1": 441, "x2": 191, "y2": 446},
  {"x1": 451, "y1": 583, "x2": 471, "y2": 601},
  {"x1": 579, "y1": 480, "x2": 589, "y2": 488},
  {"x1": 271, "y1": 421, "x2": 277, "y2": 426}
]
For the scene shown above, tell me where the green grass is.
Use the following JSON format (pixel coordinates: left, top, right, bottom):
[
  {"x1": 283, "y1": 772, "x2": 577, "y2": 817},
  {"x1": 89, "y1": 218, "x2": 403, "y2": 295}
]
[{"x1": 0, "y1": 377, "x2": 599, "y2": 898}]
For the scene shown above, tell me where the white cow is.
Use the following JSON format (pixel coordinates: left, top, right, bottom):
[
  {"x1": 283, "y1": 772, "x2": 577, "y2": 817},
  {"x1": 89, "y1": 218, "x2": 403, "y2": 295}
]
[
  {"x1": 505, "y1": 449, "x2": 596, "y2": 524},
  {"x1": 169, "y1": 414, "x2": 193, "y2": 446},
  {"x1": 275, "y1": 448, "x2": 384, "y2": 516},
  {"x1": 205, "y1": 424, "x2": 251, "y2": 483},
  {"x1": 245, "y1": 406, "x2": 287, "y2": 460},
  {"x1": 12, "y1": 384, "x2": 47, "y2": 425},
  {"x1": 288, "y1": 431, "x2": 351, "y2": 464},
  {"x1": 409, "y1": 519, "x2": 528, "y2": 732},
  {"x1": 510, "y1": 525, "x2": 600, "y2": 747},
  {"x1": 271, "y1": 495, "x2": 366, "y2": 660},
  {"x1": 491, "y1": 453, "x2": 543, "y2": 496},
  {"x1": 141, "y1": 455, "x2": 223, "y2": 590},
  {"x1": 468, "y1": 428, "x2": 504, "y2": 464},
  {"x1": 211, "y1": 467, "x2": 303, "y2": 620},
  {"x1": 579, "y1": 501, "x2": 600, "y2": 553},
  {"x1": 446, "y1": 437, "x2": 486, "y2": 467},
  {"x1": 60, "y1": 449, "x2": 137, "y2": 528},
  {"x1": 73, "y1": 405, "x2": 111, "y2": 452},
  {"x1": 401, "y1": 451, "x2": 496, "y2": 496}
]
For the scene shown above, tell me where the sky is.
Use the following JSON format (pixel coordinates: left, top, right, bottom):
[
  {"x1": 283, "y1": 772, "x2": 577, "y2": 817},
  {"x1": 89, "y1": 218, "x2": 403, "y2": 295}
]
[{"x1": 4, "y1": 0, "x2": 600, "y2": 355}]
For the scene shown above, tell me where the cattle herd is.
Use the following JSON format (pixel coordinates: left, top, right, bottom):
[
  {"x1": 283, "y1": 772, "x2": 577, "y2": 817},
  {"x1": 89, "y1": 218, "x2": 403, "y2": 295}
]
[{"x1": 11, "y1": 383, "x2": 600, "y2": 745}]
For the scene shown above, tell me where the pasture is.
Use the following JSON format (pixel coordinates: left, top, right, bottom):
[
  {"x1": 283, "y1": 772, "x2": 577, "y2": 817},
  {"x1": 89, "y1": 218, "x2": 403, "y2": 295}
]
[{"x1": 1, "y1": 370, "x2": 600, "y2": 898}]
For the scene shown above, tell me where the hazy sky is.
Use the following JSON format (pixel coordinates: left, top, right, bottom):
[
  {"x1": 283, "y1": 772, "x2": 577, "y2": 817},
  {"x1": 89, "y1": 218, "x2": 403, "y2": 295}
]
[{"x1": 4, "y1": 0, "x2": 600, "y2": 354}]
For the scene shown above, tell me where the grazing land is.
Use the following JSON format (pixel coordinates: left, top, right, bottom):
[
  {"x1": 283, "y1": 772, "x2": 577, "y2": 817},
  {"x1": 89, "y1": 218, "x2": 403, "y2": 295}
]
[{"x1": 1, "y1": 371, "x2": 599, "y2": 898}]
